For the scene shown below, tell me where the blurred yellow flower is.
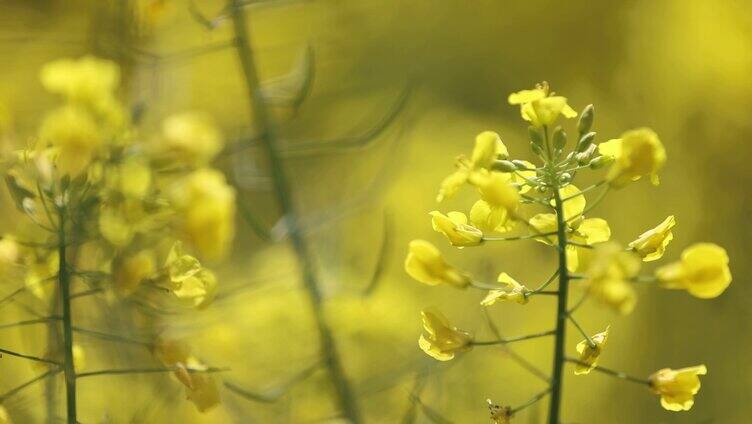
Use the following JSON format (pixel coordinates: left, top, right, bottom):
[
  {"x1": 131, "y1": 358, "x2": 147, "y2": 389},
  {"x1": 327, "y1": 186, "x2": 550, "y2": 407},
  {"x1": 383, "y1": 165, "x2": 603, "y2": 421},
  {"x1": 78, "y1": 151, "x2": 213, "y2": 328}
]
[
  {"x1": 0, "y1": 236, "x2": 19, "y2": 272},
  {"x1": 481, "y1": 273, "x2": 530, "y2": 305},
  {"x1": 170, "y1": 169, "x2": 236, "y2": 260},
  {"x1": 161, "y1": 112, "x2": 224, "y2": 165},
  {"x1": 605, "y1": 128, "x2": 666, "y2": 188},
  {"x1": 656, "y1": 243, "x2": 731, "y2": 299},
  {"x1": 436, "y1": 131, "x2": 508, "y2": 202},
  {"x1": 574, "y1": 326, "x2": 609, "y2": 375},
  {"x1": 508, "y1": 83, "x2": 577, "y2": 127},
  {"x1": 585, "y1": 242, "x2": 640, "y2": 314},
  {"x1": 629, "y1": 215, "x2": 676, "y2": 262},
  {"x1": 40, "y1": 55, "x2": 120, "y2": 105},
  {"x1": 429, "y1": 211, "x2": 483, "y2": 247},
  {"x1": 649, "y1": 365, "x2": 707, "y2": 411},
  {"x1": 72, "y1": 344, "x2": 86, "y2": 370},
  {"x1": 39, "y1": 105, "x2": 102, "y2": 176},
  {"x1": 113, "y1": 250, "x2": 156, "y2": 295},
  {"x1": 404, "y1": 239, "x2": 471, "y2": 288},
  {"x1": 418, "y1": 308, "x2": 473, "y2": 361},
  {"x1": 98, "y1": 204, "x2": 133, "y2": 247},
  {"x1": 0, "y1": 405, "x2": 11, "y2": 424}
]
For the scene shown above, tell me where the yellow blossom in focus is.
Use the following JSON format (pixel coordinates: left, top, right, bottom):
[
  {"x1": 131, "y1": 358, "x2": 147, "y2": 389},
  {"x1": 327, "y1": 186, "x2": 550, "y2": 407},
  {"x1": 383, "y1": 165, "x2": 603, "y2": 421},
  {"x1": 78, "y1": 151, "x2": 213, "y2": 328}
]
[
  {"x1": 656, "y1": 243, "x2": 731, "y2": 299},
  {"x1": 161, "y1": 112, "x2": 224, "y2": 165},
  {"x1": 404, "y1": 239, "x2": 471, "y2": 288},
  {"x1": 605, "y1": 128, "x2": 666, "y2": 188},
  {"x1": 173, "y1": 269, "x2": 218, "y2": 309},
  {"x1": 418, "y1": 308, "x2": 473, "y2": 361},
  {"x1": 39, "y1": 105, "x2": 102, "y2": 176},
  {"x1": 628, "y1": 215, "x2": 676, "y2": 261},
  {"x1": 113, "y1": 250, "x2": 156, "y2": 295},
  {"x1": 470, "y1": 171, "x2": 520, "y2": 212},
  {"x1": 436, "y1": 131, "x2": 508, "y2": 202},
  {"x1": 429, "y1": 211, "x2": 483, "y2": 247},
  {"x1": 170, "y1": 169, "x2": 236, "y2": 260},
  {"x1": 469, "y1": 199, "x2": 515, "y2": 233},
  {"x1": 508, "y1": 83, "x2": 577, "y2": 127},
  {"x1": 481, "y1": 273, "x2": 530, "y2": 305},
  {"x1": 649, "y1": 365, "x2": 707, "y2": 411},
  {"x1": 574, "y1": 326, "x2": 609, "y2": 375},
  {"x1": 584, "y1": 242, "x2": 640, "y2": 314}
]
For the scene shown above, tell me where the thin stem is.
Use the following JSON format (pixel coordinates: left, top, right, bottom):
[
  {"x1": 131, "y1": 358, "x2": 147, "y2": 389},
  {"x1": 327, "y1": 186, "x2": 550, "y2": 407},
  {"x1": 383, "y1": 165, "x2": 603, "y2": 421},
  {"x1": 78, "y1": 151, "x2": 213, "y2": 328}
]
[
  {"x1": 482, "y1": 310, "x2": 550, "y2": 383},
  {"x1": 567, "y1": 314, "x2": 595, "y2": 348},
  {"x1": 71, "y1": 326, "x2": 152, "y2": 347},
  {"x1": 483, "y1": 231, "x2": 557, "y2": 242},
  {"x1": 57, "y1": 207, "x2": 77, "y2": 424},
  {"x1": 70, "y1": 287, "x2": 104, "y2": 299},
  {"x1": 631, "y1": 275, "x2": 657, "y2": 283},
  {"x1": 560, "y1": 180, "x2": 605, "y2": 202},
  {"x1": 0, "y1": 346, "x2": 61, "y2": 366},
  {"x1": 76, "y1": 366, "x2": 228, "y2": 379},
  {"x1": 472, "y1": 329, "x2": 555, "y2": 346},
  {"x1": 548, "y1": 185, "x2": 570, "y2": 424},
  {"x1": 568, "y1": 185, "x2": 610, "y2": 222},
  {"x1": 0, "y1": 368, "x2": 61, "y2": 402},
  {"x1": 530, "y1": 270, "x2": 560, "y2": 294},
  {"x1": 0, "y1": 317, "x2": 60, "y2": 330},
  {"x1": 565, "y1": 358, "x2": 649, "y2": 385},
  {"x1": 567, "y1": 291, "x2": 589, "y2": 314},
  {"x1": 228, "y1": 2, "x2": 360, "y2": 422},
  {"x1": 510, "y1": 388, "x2": 552, "y2": 414}
]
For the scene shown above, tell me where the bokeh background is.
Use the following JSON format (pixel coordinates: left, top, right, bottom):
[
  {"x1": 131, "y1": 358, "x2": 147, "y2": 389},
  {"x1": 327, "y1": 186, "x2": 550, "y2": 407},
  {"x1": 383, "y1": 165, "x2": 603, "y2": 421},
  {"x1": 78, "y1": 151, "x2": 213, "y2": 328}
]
[{"x1": 1, "y1": 0, "x2": 750, "y2": 423}]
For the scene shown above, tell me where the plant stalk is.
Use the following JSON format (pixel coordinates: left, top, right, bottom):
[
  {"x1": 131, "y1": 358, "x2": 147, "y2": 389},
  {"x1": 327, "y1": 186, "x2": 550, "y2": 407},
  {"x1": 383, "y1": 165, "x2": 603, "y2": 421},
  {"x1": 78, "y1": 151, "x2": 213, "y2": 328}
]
[
  {"x1": 548, "y1": 185, "x2": 570, "y2": 424},
  {"x1": 227, "y1": 1, "x2": 361, "y2": 422},
  {"x1": 57, "y1": 209, "x2": 77, "y2": 424}
]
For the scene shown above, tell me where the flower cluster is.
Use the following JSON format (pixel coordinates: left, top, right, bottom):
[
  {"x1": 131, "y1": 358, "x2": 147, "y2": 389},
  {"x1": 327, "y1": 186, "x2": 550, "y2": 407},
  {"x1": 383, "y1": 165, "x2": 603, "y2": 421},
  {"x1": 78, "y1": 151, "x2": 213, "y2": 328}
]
[
  {"x1": 0, "y1": 56, "x2": 236, "y2": 418},
  {"x1": 404, "y1": 82, "x2": 731, "y2": 420}
]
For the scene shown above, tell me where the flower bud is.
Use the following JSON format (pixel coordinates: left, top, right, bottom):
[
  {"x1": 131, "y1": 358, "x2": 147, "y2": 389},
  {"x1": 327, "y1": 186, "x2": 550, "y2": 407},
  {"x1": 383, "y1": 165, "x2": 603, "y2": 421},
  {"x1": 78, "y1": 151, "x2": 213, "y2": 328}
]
[
  {"x1": 559, "y1": 173, "x2": 572, "y2": 184},
  {"x1": 493, "y1": 160, "x2": 517, "y2": 173},
  {"x1": 578, "y1": 104, "x2": 594, "y2": 134},
  {"x1": 528, "y1": 126, "x2": 544, "y2": 148},
  {"x1": 531, "y1": 141, "x2": 543, "y2": 156},
  {"x1": 589, "y1": 155, "x2": 613, "y2": 169},
  {"x1": 577, "y1": 131, "x2": 597, "y2": 152},
  {"x1": 552, "y1": 126, "x2": 567, "y2": 151},
  {"x1": 511, "y1": 160, "x2": 531, "y2": 170}
]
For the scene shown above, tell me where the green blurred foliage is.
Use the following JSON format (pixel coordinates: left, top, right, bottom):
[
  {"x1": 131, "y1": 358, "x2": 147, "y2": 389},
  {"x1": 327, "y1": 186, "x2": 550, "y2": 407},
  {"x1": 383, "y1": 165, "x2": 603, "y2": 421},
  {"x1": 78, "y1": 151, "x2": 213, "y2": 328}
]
[{"x1": 0, "y1": 0, "x2": 750, "y2": 423}]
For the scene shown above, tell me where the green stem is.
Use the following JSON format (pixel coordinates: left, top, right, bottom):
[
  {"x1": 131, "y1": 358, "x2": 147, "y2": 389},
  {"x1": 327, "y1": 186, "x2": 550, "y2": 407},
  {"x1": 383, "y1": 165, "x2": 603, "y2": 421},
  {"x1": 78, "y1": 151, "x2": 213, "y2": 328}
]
[
  {"x1": 228, "y1": 2, "x2": 360, "y2": 422},
  {"x1": 560, "y1": 180, "x2": 605, "y2": 202},
  {"x1": 57, "y1": 208, "x2": 77, "y2": 424},
  {"x1": 0, "y1": 346, "x2": 61, "y2": 366},
  {"x1": 565, "y1": 358, "x2": 649, "y2": 385},
  {"x1": 472, "y1": 329, "x2": 555, "y2": 345},
  {"x1": 548, "y1": 185, "x2": 570, "y2": 424},
  {"x1": 567, "y1": 314, "x2": 595, "y2": 348},
  {"x1": 511, "y1": 388, "x2": 552, "y2": 414},
  {"x1": 483, "y1": 231, "x2": 557, "y2": 242}
]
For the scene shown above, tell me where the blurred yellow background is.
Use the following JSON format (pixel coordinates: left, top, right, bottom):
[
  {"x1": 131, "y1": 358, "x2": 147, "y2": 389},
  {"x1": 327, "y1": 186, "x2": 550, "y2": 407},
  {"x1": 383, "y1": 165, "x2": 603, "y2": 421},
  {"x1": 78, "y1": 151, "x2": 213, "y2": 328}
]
[{"x1": 0, "y1": 0, "x2": 750, "y2": 423}]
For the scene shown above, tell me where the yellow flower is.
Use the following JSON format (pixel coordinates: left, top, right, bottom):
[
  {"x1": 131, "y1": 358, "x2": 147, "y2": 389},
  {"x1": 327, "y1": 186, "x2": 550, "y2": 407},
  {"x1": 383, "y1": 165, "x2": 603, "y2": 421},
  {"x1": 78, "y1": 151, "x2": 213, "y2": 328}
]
[
  {"x1": 0, "y1": 405, "x2": 12, "y2": 424},
  {"x1": 170, "y1": 169, "x2": 236, "y2": 260},
  {"x1": 39, "y1": 105, "x2": 102, "y2": 176},
  {"x1": 629, "y1": 215, "x2": 676, "y2": 262},
  {"x1": 508, "y1": 83, "x2": 577, "y2": 127},
  {"x1": 72, "y1": 344, "x2": 86, "y2": 370},
  {"x1": 436, "y1": 131, "x2": 508, "y2": 202},
  {"x1": 481, "y1": 273, "x2": 530, "y2": 305},
  {"x1": 469, "y1": 199, "x2": 515, "y2": 233},
  {"x1": 161, "y1": 112, "x2": 224, "y2": 165},
  {"x1": 605, "y1": 128, "x2": 666, "y2": 188},
  {"x1": 418, "y1": 308, "x2": 473, "y2": 361},
  {"x1": 113, "y1": 250, "x2": 156, "y2": 295},
  {"x1": 404, "y1": 239, "x2": 471, "y2": 288},
  {"x1": 470, "y1": 171, "x2": 520, "y2": 212},
  {"x1": 529, "y1": 185, "x2": 611, "y2": 271},
  {"x1": 574, "y1": 326, "x2": 610, "y2": 375},
  {"x1": 0, "y1": 236, "x2": 19, "y2": 273},
  {"x1": 107, "y1": 158, "x2": 152, "y2": 199},
  {"x1": 585, "y1": 242, "x2": 640, "y2": 314},
  {"x1": 40, "y1": 55, "x2": 120, "y2": 105},
  {"x1": 429, "y1": 211, "x2": 483, "y2": 247},
  {"x1": 649, "y1": 365, "x2": 707, "y2": 411},
  {"x1": 98, "y1": 204, "x2": 133, "y2": 247},
  {"x1": 656, "y1": 243, "x2": 731, "y2": 299},
  {"x1": 153, "y1": 339, "x2": 220, "y2": 412},
  {"x1": 173, "y1": 269, "x2": 218, "y2": 309}
]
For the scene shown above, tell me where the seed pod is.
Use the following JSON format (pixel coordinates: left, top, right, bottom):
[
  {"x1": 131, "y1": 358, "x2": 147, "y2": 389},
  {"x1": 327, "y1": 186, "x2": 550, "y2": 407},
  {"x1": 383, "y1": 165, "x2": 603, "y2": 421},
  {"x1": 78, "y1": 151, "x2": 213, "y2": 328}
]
[
  {"x1": 578, "y1": 104, "x2": 594, "y2": 134},
  {"x1": 552, "y1": 126, "x2": 567, "y2": 151},
  {"x1": 493, "y1": 160, "x2": 517, "y2": 173},
  {"x1": 577, "y1": 131, "x2": 597, "y2": 152}
]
